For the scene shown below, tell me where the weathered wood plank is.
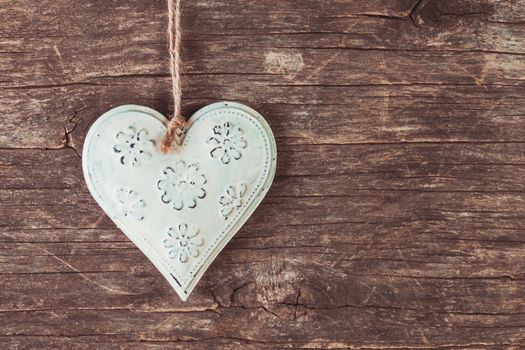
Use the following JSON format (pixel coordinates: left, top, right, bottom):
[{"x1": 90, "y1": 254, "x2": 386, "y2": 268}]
[
  {"x1": 3, "y1": 82, "x2": 525, "y2": 151},
  {"x1": 1, "y1": 0, "x2": 525, "y2": 149},
  {"x1": 4, "y1": 142, "x2": 525, "y2": 191},
  {"x1": 1, "y1": 307, "x2": 524, "y2": 346}
]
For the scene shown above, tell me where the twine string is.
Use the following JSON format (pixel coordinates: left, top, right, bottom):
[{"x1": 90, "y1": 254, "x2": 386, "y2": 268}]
[{"x1": 160, "y1": 0, "x2": 185, "y2": 153}]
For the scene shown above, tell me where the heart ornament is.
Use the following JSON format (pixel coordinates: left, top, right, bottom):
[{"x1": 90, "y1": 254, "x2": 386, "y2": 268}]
[{"x1": 82, "y1": 102, "x2": 277, "y2": 300}]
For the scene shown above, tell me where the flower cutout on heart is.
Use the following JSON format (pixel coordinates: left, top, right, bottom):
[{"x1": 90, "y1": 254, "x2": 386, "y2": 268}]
[
  {"x1": 116, "y1": 188, "x2": 145, "y2": 221},
  {"x1": 157, "y1": 161, "x2": 207, "y2": 210},
  {"x1": 206, "y1": 122, "x2": 247, "y2": 164},
  {"x1": 113, "y1": 126, "x2": 155, "y2": 167},
  {"x1": 163, "y1": 223, "x2": 204, "y2": 263},
  {"x1": 219, "y1": 183, "x2": 247, "y2": 219}
]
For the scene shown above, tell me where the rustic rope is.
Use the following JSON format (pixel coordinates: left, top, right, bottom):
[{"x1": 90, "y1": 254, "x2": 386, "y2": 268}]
[{"x1": 160, "y1": 0, "x2": 185, "y2": 153}]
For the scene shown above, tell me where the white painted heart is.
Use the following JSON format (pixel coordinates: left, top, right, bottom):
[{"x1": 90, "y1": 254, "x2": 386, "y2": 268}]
[{"x1": 82, "y1": 102, "x2": 277, "y2": 301}]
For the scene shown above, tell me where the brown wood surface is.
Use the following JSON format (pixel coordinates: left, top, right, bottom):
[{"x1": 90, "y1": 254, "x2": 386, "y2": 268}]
[{"x1": 1, "y1": 0, "x2": 525, "y2": 349}]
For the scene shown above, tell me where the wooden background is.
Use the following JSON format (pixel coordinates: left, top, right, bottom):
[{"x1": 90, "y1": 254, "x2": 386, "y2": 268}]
[{"x1": 1, "y1": 0, "x2": 525, "y2": 348}]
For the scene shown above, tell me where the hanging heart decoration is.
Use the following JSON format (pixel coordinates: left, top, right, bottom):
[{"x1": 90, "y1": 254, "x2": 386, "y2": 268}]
[
  {"x1": 82, "y1": 0, "x2": 276, "y2": 300},
  {"x1": 82, "y1": 102, "x2": 277, "y2": 300}
]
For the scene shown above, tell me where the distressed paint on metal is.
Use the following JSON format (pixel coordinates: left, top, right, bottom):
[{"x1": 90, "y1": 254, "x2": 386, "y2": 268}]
[{"x1": 82, "y1": 102, "x2": 277, "y2": 300}]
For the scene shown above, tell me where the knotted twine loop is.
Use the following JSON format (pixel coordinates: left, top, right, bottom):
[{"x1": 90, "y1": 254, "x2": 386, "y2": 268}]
[{"x1": 160, "y1": 0, "x2": 185, "y2": 153}]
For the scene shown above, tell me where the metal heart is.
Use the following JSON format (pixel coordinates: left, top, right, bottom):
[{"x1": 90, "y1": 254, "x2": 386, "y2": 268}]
[{"x1": 82, "y1": 102, "x2": 277, "y2": 301}]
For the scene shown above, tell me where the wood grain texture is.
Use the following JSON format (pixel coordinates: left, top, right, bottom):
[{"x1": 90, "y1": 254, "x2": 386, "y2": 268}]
[{"x1": 1, "y1": 0, "x2": 524, "y2": 348}]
